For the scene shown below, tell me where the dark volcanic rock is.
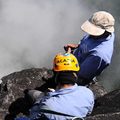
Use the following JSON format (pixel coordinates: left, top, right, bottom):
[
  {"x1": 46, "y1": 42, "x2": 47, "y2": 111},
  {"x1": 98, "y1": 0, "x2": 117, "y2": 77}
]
[
  {"x1": 92, "y1": 89, "x2": 120, "y2": 115},
  {"x1": 0, "y1": 67, "x2": 120, "y2": 120},
  {"x1": 85, "y1": 112, "x2": 120, "y2": 120},
  {"x1": 86, "y1": 89, "x2": 120, "y2": 120},
  {"x1": 0, "y1": 67, "x2": 53, "y2": 120},
  {"x1": 89, "y1": 81, "x2": 107, "y2": 99}
]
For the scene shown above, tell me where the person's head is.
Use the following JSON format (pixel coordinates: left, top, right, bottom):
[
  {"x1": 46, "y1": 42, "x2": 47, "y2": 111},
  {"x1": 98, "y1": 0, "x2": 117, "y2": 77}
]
[
  {"x1": 53, "y1": 53, "x2": 80, "y2": 86},
  {"x1": 81, "y1": 11, "x2": 115, "y2": 36}
]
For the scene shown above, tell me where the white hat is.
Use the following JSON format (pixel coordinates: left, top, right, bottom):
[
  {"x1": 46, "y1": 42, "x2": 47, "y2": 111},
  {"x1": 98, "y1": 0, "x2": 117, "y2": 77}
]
[{"x1": 81, "y1": 11, "x2": 115, "y2": 36}]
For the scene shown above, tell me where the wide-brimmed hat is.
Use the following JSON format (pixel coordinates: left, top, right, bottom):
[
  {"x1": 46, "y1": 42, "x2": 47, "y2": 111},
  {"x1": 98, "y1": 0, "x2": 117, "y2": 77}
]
[{"x1": 81, "y1": 11, "x2": 115, "y2": 36}]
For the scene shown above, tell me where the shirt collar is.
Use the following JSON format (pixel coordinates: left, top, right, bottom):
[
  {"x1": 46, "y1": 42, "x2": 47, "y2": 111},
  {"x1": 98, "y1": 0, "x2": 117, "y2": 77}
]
[{"x1": 47, "y1": 83, "x2": 78, "y2": 97}]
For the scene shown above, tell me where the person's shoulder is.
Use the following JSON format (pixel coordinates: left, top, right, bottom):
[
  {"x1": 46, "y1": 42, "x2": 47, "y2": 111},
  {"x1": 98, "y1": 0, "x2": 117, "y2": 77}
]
[
  {"x1": 82, "y1": 34, "x2": 90, "y2": 40},
  {"x1": 111, "y1": 32, "x2": 115, "y2": 36},
  {"x1": 110, "y1": 32, "x2": 115, "y2": 40},
  {"x1": 77, "y1": 86, "x2": 94, "y2": 99},
  {"x1": 78, "y1": 86, "x2": 93, "y2": 93}
]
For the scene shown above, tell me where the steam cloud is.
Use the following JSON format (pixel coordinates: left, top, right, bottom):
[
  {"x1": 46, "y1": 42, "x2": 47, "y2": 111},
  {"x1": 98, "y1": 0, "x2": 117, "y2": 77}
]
[
  {"x1": 0, "y1": 0, "x2": 119, "y2": 92},
  {"x1": 0, "y1": 0, "x2": 88, "y2": 76}
]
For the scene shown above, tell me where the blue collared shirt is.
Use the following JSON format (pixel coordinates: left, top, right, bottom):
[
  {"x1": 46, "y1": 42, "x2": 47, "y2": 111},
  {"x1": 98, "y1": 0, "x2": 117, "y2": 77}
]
[
  {"x1": 30, "y1": 84, "x2": 94, "y2": 120},
  {"x1": 74, "y1": 33, "x2": 115, "y2": 79}
]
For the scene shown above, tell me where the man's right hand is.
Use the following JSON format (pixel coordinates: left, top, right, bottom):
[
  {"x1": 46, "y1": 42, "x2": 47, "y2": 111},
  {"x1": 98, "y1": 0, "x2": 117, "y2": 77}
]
[
  {"x1": 64, "y1": 44, "x2": 76, "y2": 49},
  {"x1": 64, "y1": 44, "x2": 79, "y2": 53}
]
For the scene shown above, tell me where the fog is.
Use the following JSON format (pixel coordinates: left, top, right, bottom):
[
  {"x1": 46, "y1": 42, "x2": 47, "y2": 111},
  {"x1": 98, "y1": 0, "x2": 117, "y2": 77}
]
[{"x1": 0, "y1": 0, "x2": 120, "y2": 92}]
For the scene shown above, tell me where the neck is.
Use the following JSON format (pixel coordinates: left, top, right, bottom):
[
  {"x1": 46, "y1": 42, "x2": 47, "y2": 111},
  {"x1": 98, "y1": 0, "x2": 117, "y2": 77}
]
[
  {"x1": 89, "y1": 31, "x2": 111, "y2": 39},
  {"x1": 58, "y1": 83, "x2": 74, "y2": 89}
]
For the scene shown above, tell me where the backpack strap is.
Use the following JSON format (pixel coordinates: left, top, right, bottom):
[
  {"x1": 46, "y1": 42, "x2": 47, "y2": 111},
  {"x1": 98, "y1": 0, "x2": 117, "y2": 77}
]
[{"x1": 39, "y1": 108, "x2": 84, "y2": 120}]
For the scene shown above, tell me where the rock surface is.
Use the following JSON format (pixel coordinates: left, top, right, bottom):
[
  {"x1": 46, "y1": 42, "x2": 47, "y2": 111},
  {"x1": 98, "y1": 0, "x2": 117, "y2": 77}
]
[
  {"x1": 0, "y1": 67, "x2": 53, "y2": 120},
  {"x1": 85, "y1": 89, "x2": 120, "y2": 120},
  {"x1": 0, "y1": 67, "x2": 120, "y2": 120}
]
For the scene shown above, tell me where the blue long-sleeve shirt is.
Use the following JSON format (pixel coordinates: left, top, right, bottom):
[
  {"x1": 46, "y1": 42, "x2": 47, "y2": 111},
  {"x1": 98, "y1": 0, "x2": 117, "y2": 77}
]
[
  {"x1": 30, "y1": 84, "x2": 94, "y2": 120},
  {"x1": 74, "y1": 33, "x2": 115, "y2": 79}
]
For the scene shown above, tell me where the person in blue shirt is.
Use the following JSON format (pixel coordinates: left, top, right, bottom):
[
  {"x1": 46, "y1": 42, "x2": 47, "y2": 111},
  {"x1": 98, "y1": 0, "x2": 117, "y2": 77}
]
[
  {"x1": 39, "y1": 11, "x2": 115, "y2": 91},
  {"x1": 27, "y1": 53, "x2": 94, "y2": 120},
  {"x1": 64, "y1": 11, "x2": 115, "y2": 85}
]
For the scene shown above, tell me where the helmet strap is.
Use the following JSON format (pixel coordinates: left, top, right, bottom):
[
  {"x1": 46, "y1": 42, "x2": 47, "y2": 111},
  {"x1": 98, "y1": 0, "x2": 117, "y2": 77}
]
[
  {"x1": 55, "y1": 72, "x2": 60, "y2": 84},
  {"x1": 72, "y1": 72, "x2": 78, "y2": 81}
]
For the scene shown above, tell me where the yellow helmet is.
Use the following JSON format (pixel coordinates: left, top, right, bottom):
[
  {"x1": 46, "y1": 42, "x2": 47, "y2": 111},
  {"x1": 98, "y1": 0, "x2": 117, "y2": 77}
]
[{"x1": 53, "y1": 53, "x2": 80, "y2": 71}]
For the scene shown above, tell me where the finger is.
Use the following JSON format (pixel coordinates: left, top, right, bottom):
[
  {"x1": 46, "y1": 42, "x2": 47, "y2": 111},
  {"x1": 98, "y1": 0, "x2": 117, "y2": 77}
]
[
  {"x1": 67, "y1": 47, "x2": 71, "y2": 53},
  {"x1": 64, "y1": 44, "x2": 68, "y2": 47}
]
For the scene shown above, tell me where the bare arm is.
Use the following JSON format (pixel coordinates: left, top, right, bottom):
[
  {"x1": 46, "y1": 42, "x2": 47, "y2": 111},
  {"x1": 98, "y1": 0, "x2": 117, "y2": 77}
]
[
  {"x1": 64, "y1": 43, "x2": 79, "y2": 53},
  {"x1": 64, "y1": 43, "x2": 79, "y2": 49}
]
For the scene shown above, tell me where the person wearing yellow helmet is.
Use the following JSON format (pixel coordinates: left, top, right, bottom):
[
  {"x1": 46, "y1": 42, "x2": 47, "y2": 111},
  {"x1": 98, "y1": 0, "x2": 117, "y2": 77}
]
[
  {"x1": 38, "y1": 52, "x2": 80, "y2": 91},
  {"x1": 53, "y1": 53, "x2": 80, "y2": 71},
  {"x1": 27, "y1": 53, "x2": 94, "y2": 120},
  {"x1": 53, "y1": 53, "x2": 80, "y2": 86},
  {"x1": 41, "y1": 11, "x2": 115, "y2": 89}
]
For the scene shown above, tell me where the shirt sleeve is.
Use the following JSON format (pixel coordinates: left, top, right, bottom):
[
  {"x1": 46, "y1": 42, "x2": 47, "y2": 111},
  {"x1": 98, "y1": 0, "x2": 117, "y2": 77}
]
[
  {"x1": 78, "y1": 41, "x2": 81, "y2": 45},
  {"x1": 29, "y1": 102, "x2": 51, "y2": 120},
  {"x1": 29, "y1": 105, "x2": 41, "y2": 120},
  {"x1": 79, "y1": 55, "x2": 102, "y2": 79}
]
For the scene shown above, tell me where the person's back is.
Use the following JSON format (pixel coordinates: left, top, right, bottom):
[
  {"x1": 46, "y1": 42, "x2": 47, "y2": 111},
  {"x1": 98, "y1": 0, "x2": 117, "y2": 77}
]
[
  {"x1": 74, "y1": 32, "x2": 115, "y2": 80},
  {"x1": 29, "y1": 53, "x2": 94, "y2": 120},
  {"x1": 40, "y1": 84, "x2": 94, "y2": 120}
]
